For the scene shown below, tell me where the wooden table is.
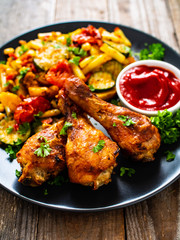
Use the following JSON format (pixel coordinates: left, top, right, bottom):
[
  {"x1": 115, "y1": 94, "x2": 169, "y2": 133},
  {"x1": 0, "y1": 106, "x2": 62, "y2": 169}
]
[{"x1": 0, "y1": 0, "x2": 179, "y2": 239}]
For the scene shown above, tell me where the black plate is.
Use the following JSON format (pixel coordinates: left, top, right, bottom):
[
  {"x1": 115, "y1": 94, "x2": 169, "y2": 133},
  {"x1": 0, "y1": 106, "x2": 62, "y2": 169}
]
[{"x1": 0, "y1": 21, "x2": 180, "y2": 212}]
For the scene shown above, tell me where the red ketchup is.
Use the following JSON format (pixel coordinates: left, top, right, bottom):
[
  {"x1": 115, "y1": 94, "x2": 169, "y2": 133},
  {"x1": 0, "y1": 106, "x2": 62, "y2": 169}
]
[{"x1": 119, "y1": 65, "x2": 180, "y2": 111}]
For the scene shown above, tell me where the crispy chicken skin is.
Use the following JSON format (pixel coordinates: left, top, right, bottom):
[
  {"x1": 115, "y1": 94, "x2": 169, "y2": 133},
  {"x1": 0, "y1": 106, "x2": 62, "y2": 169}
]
[
  {"x1": 16, "y1": 118, "x2": 66, "y2": 186},
  {"x1": 64, "y1": 76, "x2": 161, "y2": 162},
  {"x1": 58, "y1": 91, "x2": 119, "y2": 190}
]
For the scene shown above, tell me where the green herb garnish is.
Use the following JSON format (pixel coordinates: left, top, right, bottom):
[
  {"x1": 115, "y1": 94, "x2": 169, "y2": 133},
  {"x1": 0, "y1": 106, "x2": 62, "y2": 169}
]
[
  {"x1": 6, "y1": 126, "x2": 13, "y2": 134},
  {"x1": 113, "y1": 122, "x2": 116, "y2": 127},
  {"x1": 18, "y1": 122, "x2": 30, "y2": 135},
  {"x1": 15, "y1": 169, "x2": 21, "y2": 178},
  {"x1": 48, "y1": 175, "x2": 69, "y2": 186},
  {"x1": 151, "y1": 109, "x2": 180, "y2": 144},
  {"x1": 93, "y1": 140, "x2": 105, "y2": 153},
  {"x1": 68, "y1": 56, "x2": 81, "y2": 66},
  {"x1": 138, "y1": 43, "x2": 165, "y2": 60},
  {"x1": 111, "y1": 99, "x2": 120, "y2": 106},
  {"x1": 11, "y1": 85, "x2": 20, "y2": 93},
  {"x1": 117, "y1": 115, "x2": 135, "y2": 126},
  {"x1": 66, "y1": 36, "x2": 71, "y2": 46},
  {"x1": 44, "y1": 189, "x2": 48, "y2": 195},
  {"x1": 18, "y1": 45, "x2": 29, "y2": 56},
  {"x1": 120, "y1": 167, "x2": 136, "y2": 177},
  {"x1": 72, "y1": 112, "x2": 77, "y2": 119},
  {"x1": 88, "y1": 85, "x2": 95, "y2": 92},
  {"x1": 165, "y1": 151, "x2": 175, "y2": 162},
  {"x1": 17, "y1": 67, "x2": 30, "y2": 81},
  {"x1": 34, "y1": 136, "x2": 52, "y2": 157},
  {"x1": 5, "y1": 144, "x2": 22, "y2": 160},
  {"x1": 4, "y1": 81, "x2": 10, "y2": 87},
  {"x1": 68, "y1": 47, "x2": 87, "y2": 57},
  {"x1": 60, "y1": 121, "x2": 73, "y2": 135}
]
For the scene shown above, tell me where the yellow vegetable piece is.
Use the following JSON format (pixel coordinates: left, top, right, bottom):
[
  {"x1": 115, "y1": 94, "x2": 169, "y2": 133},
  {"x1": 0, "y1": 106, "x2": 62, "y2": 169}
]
[
  {"x1": 4, "y1": 48, "x2": 14, "y2": 55},
  {"x1": 40, "y1": 109, "x2": 61, "y2": 118},
  {"x1": 102, "y1": 30, "x2": 121, "y2": 43},
  {"x1": 96, "y1": 87, "x2": 117, "y2": 101},
  {"x1": 90, "y1": 45, "x2": 101, "y2": 55},
  {"x1": 79, "y1": 56, "x2": 95, "y2": 69},
  {"x1": 28, "y1": 87, "x2": 48, "y2": 97},
  {"x1": 0, "y1": 92, "x2": 21, "y2": 113},
  {"x1": 82, "y1": 54, "x2": 112, "y2": 75},
  {"x1": 100, "y1": 43, "x2": 126, "y2": 63},
  {"x1": 70, "y1": 63, "x2": 86, "y2": 80},
  {"x1": 81, "y1": 42, "x2": 91, "y2": 51},
  {"x1": 114, "y1": 27, "x2": 132, "y2": 47}
]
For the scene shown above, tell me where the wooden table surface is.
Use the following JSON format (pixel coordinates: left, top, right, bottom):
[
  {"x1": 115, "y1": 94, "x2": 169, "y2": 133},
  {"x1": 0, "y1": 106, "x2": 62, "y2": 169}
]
[{"x1": 0, "y1": 0, "x2": 180, "y2": 239}]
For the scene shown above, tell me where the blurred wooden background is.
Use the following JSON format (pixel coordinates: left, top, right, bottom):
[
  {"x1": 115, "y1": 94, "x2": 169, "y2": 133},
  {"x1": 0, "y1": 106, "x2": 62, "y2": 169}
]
[{"x1": 0, "y1": 0, "x2": 179, "y2": 239}]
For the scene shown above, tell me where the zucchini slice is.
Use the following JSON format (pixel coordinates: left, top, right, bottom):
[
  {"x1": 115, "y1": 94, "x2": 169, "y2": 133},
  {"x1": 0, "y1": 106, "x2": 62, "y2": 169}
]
[
  {"x1": 101, "y1": 60, "x2": 123, "y2": 80},
  {"x1": 88, "y1": 72, "x2": 115, "y2": 91},
  {"x1": 0, "y1": 118, "x2": 31, "y2": 145}
]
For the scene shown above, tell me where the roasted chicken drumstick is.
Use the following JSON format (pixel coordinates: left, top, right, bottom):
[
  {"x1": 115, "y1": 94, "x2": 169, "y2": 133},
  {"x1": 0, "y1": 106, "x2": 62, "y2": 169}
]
[
  {"x1": 16, "y1": 119, "x2": 66, "y2": 186},
  {"x1": 58, "y1": 91, "x2": 119, "y2": 189},
  {"x1": 64, "y1": 76, "x2": 161, "y2": 162}
]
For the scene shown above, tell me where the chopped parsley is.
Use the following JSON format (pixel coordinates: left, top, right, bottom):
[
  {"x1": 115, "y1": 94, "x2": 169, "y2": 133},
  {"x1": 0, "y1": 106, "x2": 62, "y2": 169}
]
[
  {"x1": 17, "y1": 67, "x2": 30, "y2": 81},
  {"x1": 60, "y1": 121, "x2": 73, "y2": 135},
  {"x1": 66, "y1": 36, "x2": 71, "y2": 46},
  {"x1": 150, "y1": 109, "x2": 180, "y2": 144},
  {"x1": 72, "y1": 112, "x2": 77, "y2": 119},
  {"x1": 4, "y1": 81, "x2": 10, "y2": 87},
  {"x1": 113, "y1": 122, "x2": 117, "y2": 127},
  {"x1": 6, "y1": 126, "x2": 13, "y2": 134},
  {"x1": 118, "y1": 115, "x2": 135, "y2": 126},
  {"x1": 34, "y1": 111, "x2": 43, "y2": 118},
  {"x1": 11, "y1": 85, "x2": 20, "y2": 93},
  {"x1": 88, "y1": 85, "x2": 95, "y2": 92},
  {"x1": 68, "y1": 47, "x2": 87, "y2": 57},
  {"x1": 5, "y1": 144, "x2": 22, "y2": 160},
  {"x1": 48, "y1": 175, "x2": 69, "y2": 186},
  {"x1": 138, "y1": 43, "x2": 165, "y2": 60},
  {"x1": 44, "y1": 189, "x2": 48, "y2": 195},
  {"x1": 69, "y1": 56, "x2": 81, "y2": 66},
  {"x1": 165, "y1": 151, "x2": 175, "y2": 162},
  {"x1": 111, "y1": 98, "x2": 120, "y2": 106},
  {"x1": 120, "y1": 167, "x2": 136, "y2": 177},
  {"x1": 34, "y1": 136, "x2": 52, "y2": 157},
  {"x1": 93, "y1": 140, "x2": 105, "y2": 153},
  {"x1": 15, "y1": 169, "x2": 21, "y2": 178},
  {"x1": 18, "y1": 122, "x2": 30, "y2": 135},
  {"x1": 18, "y1": 45, "x2": 29, "y2": 56}
]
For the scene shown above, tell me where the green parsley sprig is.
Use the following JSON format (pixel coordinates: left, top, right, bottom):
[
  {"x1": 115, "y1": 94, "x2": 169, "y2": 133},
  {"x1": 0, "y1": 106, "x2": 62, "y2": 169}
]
[
  {"x1": 69, "y1": 56, "x2": 81, "y2": 66},
  {"x1": 120, "y1": 167, "x2": 136, "y2": 177},
  {"x1": 150, "y1": 109, "x2": 180, "y2": 144},
  {"x1": 18, "y1": 45, "x2": 29, "y2": 56},
  {"x1": 60, "y1": 121, "x2": 73, "y2": 135},
  {"x1": 117, "y1": 115, "x2": 135, "y2": 126},
  {"x1": 34, "y1": 136, "x2": 52, "y2": 157},
  {"x1": 137, "y1": 43, "x2": 165, "y2": 60},
  {"x1": 93, "y1": 140, "x2": 105, "y2": 153}
]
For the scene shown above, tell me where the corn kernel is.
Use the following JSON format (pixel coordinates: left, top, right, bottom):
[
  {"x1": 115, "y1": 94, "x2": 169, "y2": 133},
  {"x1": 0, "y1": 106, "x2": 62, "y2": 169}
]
[
  {"x1": 4, "y1": 48, "x2": 14, "y2": 55},
  {"x1": 81, "y1": 43, "x2": 91, "y2": 51}
]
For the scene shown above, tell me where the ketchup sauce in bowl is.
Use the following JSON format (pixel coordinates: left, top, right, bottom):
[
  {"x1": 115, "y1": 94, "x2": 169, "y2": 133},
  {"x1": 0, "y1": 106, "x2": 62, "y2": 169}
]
[{"x1": 116, "y1": 60, "x2": 180, "y2": 116}]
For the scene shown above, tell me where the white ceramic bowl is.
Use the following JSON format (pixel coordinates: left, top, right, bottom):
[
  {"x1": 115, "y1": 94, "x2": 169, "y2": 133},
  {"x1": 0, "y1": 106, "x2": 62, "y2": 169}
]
[{"x1": 116, "y1": 60, "x2": 180, "y2": 116}]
